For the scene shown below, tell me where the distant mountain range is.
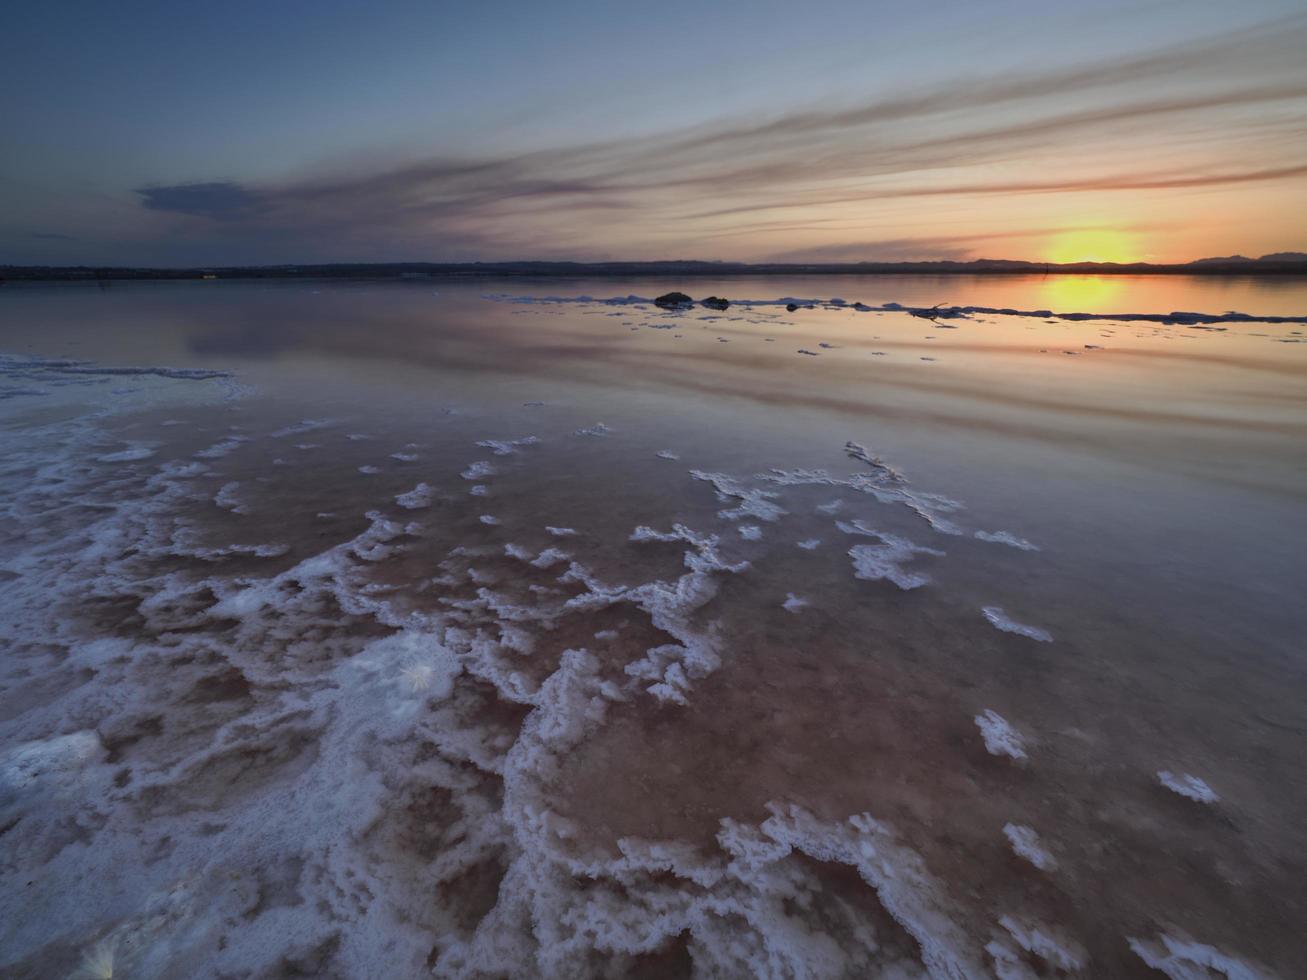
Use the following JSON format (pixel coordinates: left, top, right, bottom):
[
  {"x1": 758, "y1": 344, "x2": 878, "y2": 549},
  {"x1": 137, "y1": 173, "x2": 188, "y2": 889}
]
[{"x1": 3, "y1": 254, "x2": 1306, "y2": 281}]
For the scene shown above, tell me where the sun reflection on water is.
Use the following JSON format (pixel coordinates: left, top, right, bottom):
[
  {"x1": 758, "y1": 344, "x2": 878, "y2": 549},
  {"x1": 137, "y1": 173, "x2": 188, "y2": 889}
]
[{"x1": 1036, "y1": 275, "x2": 1124, "y2": 312}]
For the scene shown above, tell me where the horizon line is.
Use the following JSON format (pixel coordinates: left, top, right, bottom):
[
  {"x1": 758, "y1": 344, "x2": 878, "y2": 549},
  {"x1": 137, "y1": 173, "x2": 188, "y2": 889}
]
[{"x1": 4, "y1": 253, "x2": 1307, "y2": 280}]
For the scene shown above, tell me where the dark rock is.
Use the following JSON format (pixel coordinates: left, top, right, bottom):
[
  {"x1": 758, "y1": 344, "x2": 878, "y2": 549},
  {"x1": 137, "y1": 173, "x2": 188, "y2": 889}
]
[
  {"x1": 701, "y1": 296, "x2": 730, "y2": 311},
  {"x1": 786, "y1": 303, "x2": 799, "y2": 312},
  {"x1": 654, "y1": 291, "x2": 693, "y2": 309}
]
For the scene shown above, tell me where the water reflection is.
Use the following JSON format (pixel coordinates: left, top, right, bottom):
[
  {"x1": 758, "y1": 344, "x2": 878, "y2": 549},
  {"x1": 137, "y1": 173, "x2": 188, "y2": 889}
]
[{"x1": 1035, "y1": 273, "x2": 1124, "y2": 311}]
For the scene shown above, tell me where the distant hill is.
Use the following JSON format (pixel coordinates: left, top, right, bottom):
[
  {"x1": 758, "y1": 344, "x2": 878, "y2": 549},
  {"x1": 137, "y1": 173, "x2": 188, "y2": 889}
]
[
  {"x1": 1189, "y1": 252, "x2": 1307, "y2": 265},
  {"x1": 3, "y1": 255, "x2": 1306, "y2": 282}
]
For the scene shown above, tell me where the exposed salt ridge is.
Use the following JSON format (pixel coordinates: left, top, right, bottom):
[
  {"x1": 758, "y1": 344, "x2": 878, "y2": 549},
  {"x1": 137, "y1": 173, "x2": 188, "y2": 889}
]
[
  {"x1": 744, "y1": 805, "x2": 989, "y2": 978},
  {"x1": 461, "y1": 460, "x2": 496, "y2": 480},
  {"x1": 629, "y1": 523, "x2": 750, "y2": 576},
  {"x1": 982, "y1": 606, "x2": 1053, "y2": 642},
  {"x1": 575, "y1": 422, "x2": 611, "y2": 436},
  {"x1": 762, "y1": 442, "x2": 964, "y2": 536},
  {"x1": 975, "y1": 709, "x2": 1027, "y2": 761},
  {"x1": 395, "y1": 482, "x2": 435, "y2": 509},
  {"x1": 270, "y1": 418, "x2": 337, "y2": 438},
  {"x1": 0, "y1": 731, "x2": 105, "y2": 797},
  {"x1": 1129, "y1": 933, "x2": 1273, "y2": 980},
  {"x1": 213, "y1": 481, "x2": 250, "y2": 514},
  {"x1": 975, "y1": 530, "x2": 1040, "y2": 551},
  {"x1": 476, "y1": 436, "x2": 541, "y2": 455},
  {"x1": 0, "y1": 353, "x2": 233, "y2": 381},
  {"x1": 783, "y1": 593, "x2": 809, "y2": 612},
  {"x1": 1003, "y1": 824, "x2": 1057, "y2": 871},
  {"x1": 691, "y1": 470, "x2": 786, "y2": 522},
  {"x1": 504, "y1": 543, "x2": 571, "y2": 570},
  {"x1": 838, "y1": 519, "x2": 944, "y2": 589},
  {"x1": 844, "y1": 440, "x2": 907, "y2": 484},
  {"x1": 618, "y1": 523, "x2": 750, "y2": 703},
  {"x1": 97, "y1": 445, "x2": 157, "y2": 463},
  {"x1": 989, "y1": 916, "x2": 1086, "y2": 976},
  {"x1": 1158, "y1": 770, "x2": 1219, "y2": 804}
]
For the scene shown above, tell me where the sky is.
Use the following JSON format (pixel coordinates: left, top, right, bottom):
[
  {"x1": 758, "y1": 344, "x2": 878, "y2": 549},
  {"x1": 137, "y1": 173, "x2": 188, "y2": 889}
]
[{"x1": 3, "y1": 0, "x2": 1305, "y2": 267}]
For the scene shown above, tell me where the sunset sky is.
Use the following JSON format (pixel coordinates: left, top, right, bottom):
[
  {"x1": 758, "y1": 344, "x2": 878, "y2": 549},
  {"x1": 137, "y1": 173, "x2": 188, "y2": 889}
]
[{"x1": 4, "y1": 0, "x2": 1305, "y2": 267}]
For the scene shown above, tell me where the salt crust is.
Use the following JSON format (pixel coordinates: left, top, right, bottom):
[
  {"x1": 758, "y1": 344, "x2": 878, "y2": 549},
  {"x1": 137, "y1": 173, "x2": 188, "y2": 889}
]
[{"x1": 0, "y1": 396, "x2": 1222, "y2": 978}]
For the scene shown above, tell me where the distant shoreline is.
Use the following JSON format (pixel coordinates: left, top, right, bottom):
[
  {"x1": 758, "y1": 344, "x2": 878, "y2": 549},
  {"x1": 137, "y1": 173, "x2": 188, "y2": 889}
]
[{"x1": 3, "y1": 258, "x2": 1307, "y2": 283}]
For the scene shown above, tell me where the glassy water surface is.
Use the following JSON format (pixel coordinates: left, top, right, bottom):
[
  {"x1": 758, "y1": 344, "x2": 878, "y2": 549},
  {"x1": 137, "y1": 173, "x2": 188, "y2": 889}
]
[{"x1": 1, "y1": 275, "x2": 1305, "y2": 978}]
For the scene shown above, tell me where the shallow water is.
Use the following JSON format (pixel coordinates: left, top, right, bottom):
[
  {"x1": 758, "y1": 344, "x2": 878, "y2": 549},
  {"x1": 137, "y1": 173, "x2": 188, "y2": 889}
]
[{"x1": 1, "y1": 277, "x2": 1305, "y2": 978}]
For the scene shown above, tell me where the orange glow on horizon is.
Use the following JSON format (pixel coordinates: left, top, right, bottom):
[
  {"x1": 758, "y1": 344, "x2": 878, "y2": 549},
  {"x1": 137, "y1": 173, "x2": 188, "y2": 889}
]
[{"x1": 1044, "y1": 229, "x2": 1140, "y2": 265}]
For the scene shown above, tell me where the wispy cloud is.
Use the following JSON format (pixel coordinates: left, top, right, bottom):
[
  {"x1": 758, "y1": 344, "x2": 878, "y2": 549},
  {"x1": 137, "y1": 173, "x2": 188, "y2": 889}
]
[
  {"x1": 768, "y1": 239, "x2": 976, "y2": 263},
  {"x1": 762, "y1": 225, "x2": 1157, "y2": 263}
]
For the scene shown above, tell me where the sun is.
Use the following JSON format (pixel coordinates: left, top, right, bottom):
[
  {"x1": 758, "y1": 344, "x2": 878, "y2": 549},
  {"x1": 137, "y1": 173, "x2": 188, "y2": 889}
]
[{"x1": 1045, "y1": 229, "x2": 1138, "y2": 265}]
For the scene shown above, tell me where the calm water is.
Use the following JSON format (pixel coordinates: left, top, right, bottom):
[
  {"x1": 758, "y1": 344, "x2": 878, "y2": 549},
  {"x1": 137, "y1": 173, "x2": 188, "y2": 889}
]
[{"x1": 1, "y1": 276, "x2": 1305, "y2": 978}]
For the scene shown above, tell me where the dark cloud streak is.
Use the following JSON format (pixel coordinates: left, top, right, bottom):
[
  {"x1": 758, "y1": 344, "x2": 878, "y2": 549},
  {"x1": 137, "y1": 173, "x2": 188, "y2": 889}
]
[{"x1": 136, "y1": 182, "x2": 267, "y2": 220}]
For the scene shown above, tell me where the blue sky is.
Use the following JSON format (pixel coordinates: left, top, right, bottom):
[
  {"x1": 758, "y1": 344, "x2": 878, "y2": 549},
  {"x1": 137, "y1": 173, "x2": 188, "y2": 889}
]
[{"x1": 3, "y1": 0, "x2": 1305, "y2": 265}]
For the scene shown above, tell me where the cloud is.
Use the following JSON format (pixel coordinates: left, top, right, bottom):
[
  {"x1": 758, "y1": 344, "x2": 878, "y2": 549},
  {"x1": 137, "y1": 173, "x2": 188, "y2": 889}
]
[
  {"x1": 136, "y1": 181, "x2": 266, "y2": 220},
  {"x1": 767, "y1": 238, "x2": 977, "y2": 263},
  {"x1": 128, "y1": 15, "x2": 1307, "y2": 261}
]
